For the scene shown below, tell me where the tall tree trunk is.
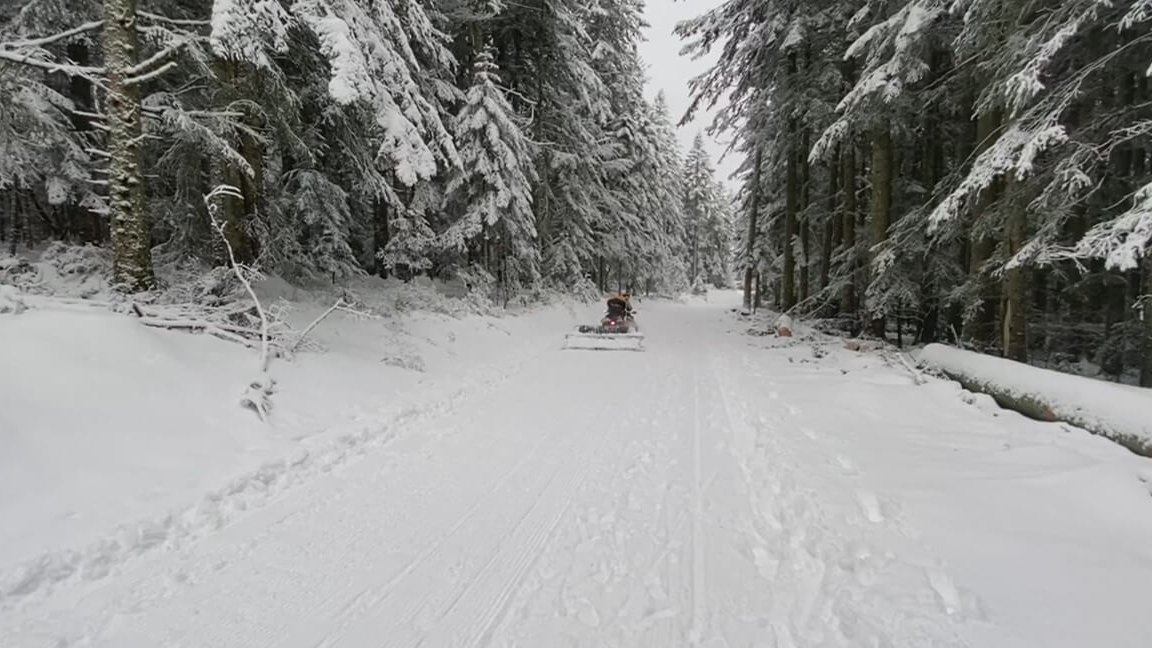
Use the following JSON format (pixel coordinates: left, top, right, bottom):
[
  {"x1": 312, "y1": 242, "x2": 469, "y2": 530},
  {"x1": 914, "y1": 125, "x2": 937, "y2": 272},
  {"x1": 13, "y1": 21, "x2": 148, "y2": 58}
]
[
  {"x1": 742, "y1": 148, "x2": 763, "y2": 311},
  {"x1": 962, "y1": 107, "x2": 1004, "y2": 346},
  {"x1": 373, "y1": 197, "x2": 390, "y2": 278},
  {"x1": 6, "y1": 190, "x2": 17, "y2": 256},
  {"x1": 105, "y1": 0, "x2": 154, "y2": 291},
  {"x1": 869, "y1": 121, "x2": 892, "y2": 337},
  {"x1": 66, "y1": 41, "x2": 104, "y2": 244},
  {"x1": 821, "y1": 152, "x2": 840, "y2": 292},
  {"x1": 212, "y1": 58, "x2": 259, "y2": 265},
  {"x1": 841, "y1": 138, "x2": 857, "y2": 315},
  {"x1": 783, "y1": 137, "x2": 799, "y2": 310},
  {"x1": 1141, "y1": 256, "x2": 1152, "y2": 387},
  {"x1": 1001, "y1": 177, "x2": 1029, "y2": 361},
  {"x1": 799, "y1": 130, "x2": 811, "y2": 303}
]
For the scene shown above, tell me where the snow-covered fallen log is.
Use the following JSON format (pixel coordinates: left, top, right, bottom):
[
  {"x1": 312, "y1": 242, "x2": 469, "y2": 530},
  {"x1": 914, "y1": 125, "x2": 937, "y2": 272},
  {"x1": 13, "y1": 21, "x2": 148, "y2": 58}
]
[{"x1": 919, "y1": 343, "x2": 1152, "y2": 457}]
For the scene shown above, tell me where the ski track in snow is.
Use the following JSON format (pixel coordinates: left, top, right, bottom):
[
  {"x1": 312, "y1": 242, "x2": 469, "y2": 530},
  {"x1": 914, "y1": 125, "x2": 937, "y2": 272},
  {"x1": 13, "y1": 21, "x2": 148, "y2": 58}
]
[{"x1": 3, "y1": 297, "x2": 1151, "y2": 647}]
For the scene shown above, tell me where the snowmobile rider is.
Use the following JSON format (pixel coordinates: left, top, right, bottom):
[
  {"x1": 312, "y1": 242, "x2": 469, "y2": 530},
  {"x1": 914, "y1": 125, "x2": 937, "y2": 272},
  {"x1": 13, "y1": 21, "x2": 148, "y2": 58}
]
[{"x1": 606, "y1": 292, "x2": 633, "y2": 319}]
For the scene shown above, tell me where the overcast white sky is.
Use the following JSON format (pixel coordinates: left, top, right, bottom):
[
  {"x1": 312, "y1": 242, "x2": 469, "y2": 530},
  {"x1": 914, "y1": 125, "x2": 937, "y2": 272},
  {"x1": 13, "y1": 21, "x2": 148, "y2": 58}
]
[{"x1": 638, "y1": 0, "x2": 740, "y2": 190}]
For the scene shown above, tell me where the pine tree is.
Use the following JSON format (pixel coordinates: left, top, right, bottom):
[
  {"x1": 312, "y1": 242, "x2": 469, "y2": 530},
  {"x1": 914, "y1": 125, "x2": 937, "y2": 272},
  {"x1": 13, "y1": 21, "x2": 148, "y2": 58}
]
[
  {"x1": 442, "y1": 44, "x2": 539, "y2": 283},
  {"x1": 683, "y1": 134, "x2": 731, "y2": 288}
]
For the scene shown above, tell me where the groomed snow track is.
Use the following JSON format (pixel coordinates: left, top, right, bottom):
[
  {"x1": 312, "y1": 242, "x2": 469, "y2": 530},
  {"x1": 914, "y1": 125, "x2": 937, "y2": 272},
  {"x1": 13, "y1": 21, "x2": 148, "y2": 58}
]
[{"x1": 4, "y1": 295, "x2": 1151, "y2": 648}]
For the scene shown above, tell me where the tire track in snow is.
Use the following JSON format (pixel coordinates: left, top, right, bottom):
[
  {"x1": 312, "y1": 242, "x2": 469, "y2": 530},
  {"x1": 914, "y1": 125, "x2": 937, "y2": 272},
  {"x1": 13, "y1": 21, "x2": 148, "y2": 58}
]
[
  {"x1": 688, "y1": 368, "x2": 706, "y2": 645},
  {"x1": 310, "y1": 361, "x2": 630, "y2": 648},
  {"x1": 478, "y1": 343, "x2": 698, "y2": 647},
  {"x1": 286, "y1": 414, "x2": 570, "y2": 648}
]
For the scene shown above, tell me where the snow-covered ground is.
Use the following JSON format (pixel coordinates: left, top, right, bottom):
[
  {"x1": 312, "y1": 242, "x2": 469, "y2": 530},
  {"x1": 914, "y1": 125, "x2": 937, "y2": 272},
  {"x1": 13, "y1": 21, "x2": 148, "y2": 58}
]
[{"x1": 2, "y1": 289, "x2": 1151, "y2": 647}]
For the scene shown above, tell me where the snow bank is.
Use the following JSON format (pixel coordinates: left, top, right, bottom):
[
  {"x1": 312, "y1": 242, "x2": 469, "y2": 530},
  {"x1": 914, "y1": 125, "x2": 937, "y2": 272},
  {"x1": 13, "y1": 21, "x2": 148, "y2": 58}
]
[{"x1": 919, "y1": 343, "x2": 1152, "y2": 456}]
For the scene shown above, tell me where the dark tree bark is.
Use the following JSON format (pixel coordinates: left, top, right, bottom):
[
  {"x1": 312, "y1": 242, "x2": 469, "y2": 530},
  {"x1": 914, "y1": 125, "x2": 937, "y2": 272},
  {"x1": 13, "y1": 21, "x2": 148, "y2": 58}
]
[
  {"x1": 742, "y1": 148, "x2": 763, "y2": 311},
  {"x1": 1142, "y1": 256, "x2": 1152, "y2": 387},
  {"x1": 821, "y1": 152, "x2": 839, "y2": 293},
  {"x1": 841, "y1": 138, "x2": 857, "y2": 316},
  {"x1": 783, "y1": 136, "x2": 799, "y2": 311},
  {"x1": 1001, "y1": 177, "x2": 1029, "y2": 362},
  {"x1": 962, "y1": 107, "x2": 1004, "y2": 347},
  {"x1": 105, "y1": 0, "x2": 154, "y2": 291},
  {"x1": 869, "y1": 121, "x2": 892, "y2": 337}
]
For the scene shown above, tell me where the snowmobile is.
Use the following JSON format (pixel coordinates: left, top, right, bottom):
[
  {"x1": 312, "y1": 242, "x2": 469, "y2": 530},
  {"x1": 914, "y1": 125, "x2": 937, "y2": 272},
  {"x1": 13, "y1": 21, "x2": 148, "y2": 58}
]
[{"x1": 563, "y1": 309, "x2": 646, "y2": 351}]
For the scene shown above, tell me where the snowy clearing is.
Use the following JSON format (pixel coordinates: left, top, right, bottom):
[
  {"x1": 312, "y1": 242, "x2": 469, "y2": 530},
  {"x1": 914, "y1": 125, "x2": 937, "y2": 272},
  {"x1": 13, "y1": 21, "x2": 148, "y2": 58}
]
[{"x1": 2, "y1": 290, "x2": 1151, "y2": 648}]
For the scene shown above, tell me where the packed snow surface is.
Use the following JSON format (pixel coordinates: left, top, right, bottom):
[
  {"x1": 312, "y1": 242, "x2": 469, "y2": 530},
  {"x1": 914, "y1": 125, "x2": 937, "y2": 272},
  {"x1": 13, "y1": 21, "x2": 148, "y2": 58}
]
[{"x1": 2, "y1": 290, "x2": 1151, "y2": 647}]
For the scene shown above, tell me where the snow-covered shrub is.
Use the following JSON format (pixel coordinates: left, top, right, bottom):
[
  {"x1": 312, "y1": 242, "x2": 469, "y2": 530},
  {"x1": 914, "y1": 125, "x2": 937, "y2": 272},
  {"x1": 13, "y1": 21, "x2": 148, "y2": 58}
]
[
  {"x1": 158, "y1": 262, "x2": 248, "y2": 306},
  {"x1": 0, "y1": 285, "x2": 28, "y2": 314},
  {"x1": 42, "y1": 242, "x2": 111, "y2": 278},
  {"x1": 0, "y1": 254, "x2": 37, "y2": 290}
]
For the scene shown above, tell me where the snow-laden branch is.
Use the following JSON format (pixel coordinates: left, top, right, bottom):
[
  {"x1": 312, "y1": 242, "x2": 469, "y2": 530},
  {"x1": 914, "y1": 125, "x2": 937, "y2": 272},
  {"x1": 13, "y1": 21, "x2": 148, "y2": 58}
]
[
  {"x1": 1068, "y1": 181, "x2": 1152, "y2": 271},
  {"x1": 0, "y1": 20, "x2": 104, "y2": 49},
  {"x1": 138, "y1": 11, "x2": 211, "y2": 28},
  {"x1": 125, "y1": 42, "x2": 184, "y2": 77},
  {"x1": 135, "y1": 315, "x2": 264, "y2": 349},
  {"x1": 0, "y1": 49, "x2": 104, "y2": 77},
  {"x1": 126, "y1": 60, "x2": 178, "y2": 86},
  {"x1": 122, "y1": 38, "x2": 187, "y2": 86}
]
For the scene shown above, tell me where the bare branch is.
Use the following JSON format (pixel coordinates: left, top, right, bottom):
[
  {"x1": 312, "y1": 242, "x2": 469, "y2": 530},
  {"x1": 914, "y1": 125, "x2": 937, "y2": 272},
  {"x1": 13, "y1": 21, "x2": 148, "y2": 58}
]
[
  {"x1": 1, "y1": 20, "x2": 104, "y2": 49},
  {"x1": 135, "y1": 316, "x2": 263, "y2": 349},
  {"x1": 202, "y1": 184, "x2": 277, "y2": 421},
  {"x1": 138, "y1": 11, "x2": 211, "y2": 28},
  {"x1": 71, "y1": 109, "x2": 107, "y2": 121},
  {"x1": 205, "y1": 184, "x2": 270, "y2": 371},
  {"x1": 125, "y1": 60, "x2": 178, "y2": 86},
  {"x1": 0, "y1": 49, "x2": 104, "y2": 77},
  {"x1": 290, "y1": 300, "x2": 346, "y2": 353}
]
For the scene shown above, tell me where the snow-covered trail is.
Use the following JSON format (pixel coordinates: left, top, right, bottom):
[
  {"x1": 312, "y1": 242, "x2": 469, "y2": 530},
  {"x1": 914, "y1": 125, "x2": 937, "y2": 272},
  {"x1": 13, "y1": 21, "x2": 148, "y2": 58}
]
[{"x1": 3, "y1": 295, "x2": 1151, "y2": 647}]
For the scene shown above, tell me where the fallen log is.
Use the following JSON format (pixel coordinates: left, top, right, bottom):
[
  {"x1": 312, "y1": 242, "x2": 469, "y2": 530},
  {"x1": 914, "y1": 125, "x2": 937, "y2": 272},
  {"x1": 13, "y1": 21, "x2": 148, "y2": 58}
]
[
  {"x1": 919, "y1": 343, "x2": 1152, "y2": 458},
  {"x1": 135, "y1": 316, "x2": 263, "y2": 350}
]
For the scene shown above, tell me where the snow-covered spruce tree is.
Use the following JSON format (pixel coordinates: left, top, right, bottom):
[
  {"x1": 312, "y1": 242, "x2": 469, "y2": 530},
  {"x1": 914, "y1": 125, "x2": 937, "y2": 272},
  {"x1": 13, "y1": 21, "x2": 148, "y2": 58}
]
[
  {"x1": 292, "y1": 0, "x2": 460, "y2": 277},
  {"x1": 441, "y1": 44, "x2": 539, "y2": 285},
  {"x1": 677, "y1": 0, "x2": 1151, "y2": 379},
  {"x1": 644, "y1": 92, "x2": 691, "y2": 294},
  {"x1": 682, "y1": 134, "x2": 732, "y2": 288},
  {"x1": 680, "y1": 0, "x2": 846, "y2": 313}
]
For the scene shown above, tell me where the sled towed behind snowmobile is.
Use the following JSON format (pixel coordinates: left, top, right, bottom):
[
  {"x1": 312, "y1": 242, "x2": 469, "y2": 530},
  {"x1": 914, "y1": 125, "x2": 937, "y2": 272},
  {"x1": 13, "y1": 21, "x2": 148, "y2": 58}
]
[{"x1": 563, "y1": 313, "x2": 645, "y2": 351}]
